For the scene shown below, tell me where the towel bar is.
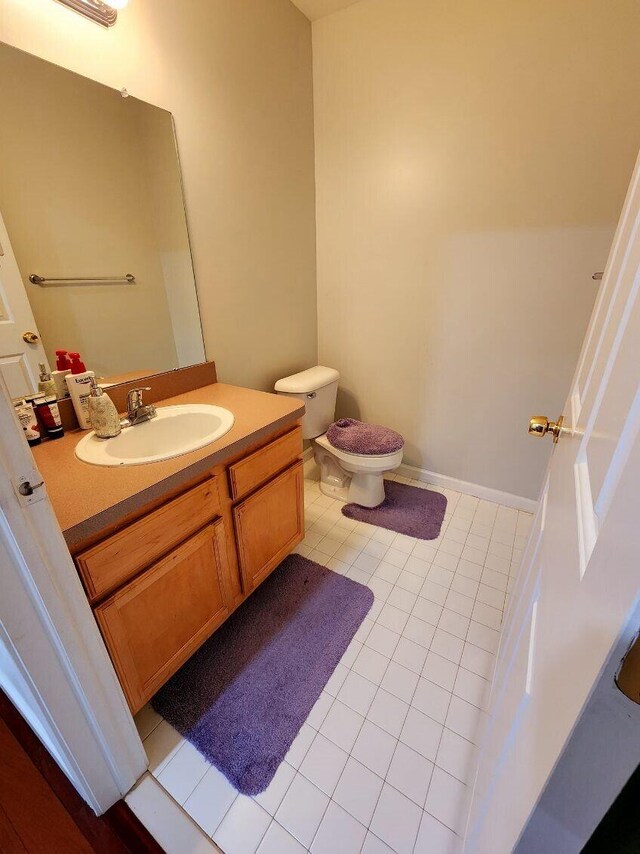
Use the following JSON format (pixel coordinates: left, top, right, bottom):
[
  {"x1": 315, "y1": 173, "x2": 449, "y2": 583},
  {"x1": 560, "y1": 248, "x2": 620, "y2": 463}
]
[{"x1": 29, "y1": 273, "x2": 136, "y2": 286}]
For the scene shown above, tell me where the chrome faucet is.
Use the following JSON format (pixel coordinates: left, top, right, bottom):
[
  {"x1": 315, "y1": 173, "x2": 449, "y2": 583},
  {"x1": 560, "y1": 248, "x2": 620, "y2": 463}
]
[{"x1": 124, "y1": 387, "x2": 157, "y2": 426}]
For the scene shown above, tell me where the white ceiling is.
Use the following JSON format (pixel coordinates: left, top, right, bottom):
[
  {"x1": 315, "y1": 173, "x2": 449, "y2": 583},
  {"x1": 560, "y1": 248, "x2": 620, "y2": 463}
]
[{"x1": 289, "y1": 0, "x2": 362, "y2": 22}]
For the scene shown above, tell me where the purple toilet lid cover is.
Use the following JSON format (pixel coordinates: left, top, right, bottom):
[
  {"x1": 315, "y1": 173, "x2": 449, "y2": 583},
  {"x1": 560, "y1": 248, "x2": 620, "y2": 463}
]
[{"x1": 326, "y1": 418, "x2": 404, "y2": 456}]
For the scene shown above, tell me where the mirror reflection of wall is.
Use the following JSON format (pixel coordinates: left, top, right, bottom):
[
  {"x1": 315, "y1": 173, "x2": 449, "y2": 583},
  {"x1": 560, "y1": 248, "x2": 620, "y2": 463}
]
[{"x1": 0, "y1": 42, "x2": 205, "y2": 380}]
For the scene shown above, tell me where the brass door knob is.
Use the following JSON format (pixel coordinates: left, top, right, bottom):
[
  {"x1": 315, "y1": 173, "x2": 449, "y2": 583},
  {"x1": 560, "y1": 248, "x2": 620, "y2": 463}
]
[
  {"x1": 22, "y1": 331, "x2": 39, "y2": 344},
  {"x1": 529, "y1": 415, "x2": 564, "y2": 443}
]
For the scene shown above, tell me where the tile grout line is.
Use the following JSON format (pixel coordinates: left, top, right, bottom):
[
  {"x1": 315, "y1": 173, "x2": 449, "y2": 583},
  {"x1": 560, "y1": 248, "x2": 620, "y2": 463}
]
[
  {"x1": 410, "y1": 495, "x2": 498, "y2": 849},
  {"x1": 303, "y1": 483, "x2": 451, "y2": 851},
  {"x1": 307, "y1": 485, "x2": 489, "y2": 849},
  {"x1": 304, "y1": 628, "x2": 408, "y2": 851},
  {"x1": 309, "y1": 494, "x2": 503, "y2": 703},
  {"x1": 306, "y1": 689, "x2": 366, "y2": 853}
]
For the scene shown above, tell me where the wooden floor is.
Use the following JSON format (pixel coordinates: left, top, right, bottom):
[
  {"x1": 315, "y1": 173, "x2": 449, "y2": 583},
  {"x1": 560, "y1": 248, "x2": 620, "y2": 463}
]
[{"x1": 0, "y1": 691, "x2": 164, "y2": 853}]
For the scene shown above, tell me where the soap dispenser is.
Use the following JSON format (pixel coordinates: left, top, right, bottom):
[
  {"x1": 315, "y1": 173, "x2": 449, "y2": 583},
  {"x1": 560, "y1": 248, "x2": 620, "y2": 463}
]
[
  {"x1": 37, "y1": 363, "x2": 57, "y2": 398},
  {"x1": 88, "y1": 378, "x2": 122, "y2": 438}
]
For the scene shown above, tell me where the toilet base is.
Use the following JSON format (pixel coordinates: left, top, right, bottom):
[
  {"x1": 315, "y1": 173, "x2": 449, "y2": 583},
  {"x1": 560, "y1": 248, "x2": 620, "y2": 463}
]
[
  {"x1": 315, "y1": 451, "x2": 351, "y2": 503},
  {"x1": 348, "y1": 472, "x2": 385, "y2": 508},
  {"x1": 314, "y1": 442, "x2": 391, "y2": 508},
  {"x1": 319, "y1": 478, "x2": 351, "y2": 504},
  {"x1": 318, "y1": 470, "x2": 386, "y2": 508}
]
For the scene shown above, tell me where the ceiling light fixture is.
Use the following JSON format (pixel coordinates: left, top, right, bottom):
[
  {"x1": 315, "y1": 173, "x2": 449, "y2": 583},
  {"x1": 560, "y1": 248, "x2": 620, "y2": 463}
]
[{"x1": 54, "y1": 0, "x2": 129, "y2": 28}]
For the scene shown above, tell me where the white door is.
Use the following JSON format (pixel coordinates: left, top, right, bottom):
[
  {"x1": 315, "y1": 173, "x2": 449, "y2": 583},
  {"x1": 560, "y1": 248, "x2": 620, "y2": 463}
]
[
  {"x1": 0, "y1": 209, "x2": 48, "y2": 397},
  {"x1": 466, "y1": 151, "x2": 640, "y2": 853}
]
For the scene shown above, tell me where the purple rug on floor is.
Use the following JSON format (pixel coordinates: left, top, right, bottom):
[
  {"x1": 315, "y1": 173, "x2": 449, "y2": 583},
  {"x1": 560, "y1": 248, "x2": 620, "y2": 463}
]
[
  {"x1": 150, "y1": 554, "x2": 373, "y2": 796},
  {"x1": 342, "y1": 480, "x2": 447, "y2": 539}
]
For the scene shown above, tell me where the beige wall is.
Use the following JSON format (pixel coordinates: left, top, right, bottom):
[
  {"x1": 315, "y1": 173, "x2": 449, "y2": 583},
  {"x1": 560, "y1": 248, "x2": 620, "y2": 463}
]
[
  {"x1": 313, "y1": 0, "x2": 640, "y2": 499},
  {"x1": 0, "y1": 0, "x2": 317, "y2": 390}
]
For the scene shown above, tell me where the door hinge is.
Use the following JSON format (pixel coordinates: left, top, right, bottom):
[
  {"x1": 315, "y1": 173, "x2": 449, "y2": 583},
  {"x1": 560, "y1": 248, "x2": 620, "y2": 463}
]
[{"x1": 12, "y1": 469, "x2": 46, "y2": 507}]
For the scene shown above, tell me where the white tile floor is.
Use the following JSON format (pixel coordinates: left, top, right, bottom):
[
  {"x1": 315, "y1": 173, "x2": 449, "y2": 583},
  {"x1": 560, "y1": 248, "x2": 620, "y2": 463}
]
[{"x1": 136, "y1": 473, "x2": 531, "y2": 854}]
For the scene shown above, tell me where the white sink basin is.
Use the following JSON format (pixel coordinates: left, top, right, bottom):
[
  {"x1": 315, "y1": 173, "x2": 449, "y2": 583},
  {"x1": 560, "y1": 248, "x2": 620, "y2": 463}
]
[{"x1": 75, "y1": 404, "x2": 234, "y2": 467}]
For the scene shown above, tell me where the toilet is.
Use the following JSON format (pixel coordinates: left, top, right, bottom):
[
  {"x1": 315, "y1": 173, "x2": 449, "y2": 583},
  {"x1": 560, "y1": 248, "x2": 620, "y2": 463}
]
[{"x1": 275, "y1": 366, "x2": 403, "y2": 507}]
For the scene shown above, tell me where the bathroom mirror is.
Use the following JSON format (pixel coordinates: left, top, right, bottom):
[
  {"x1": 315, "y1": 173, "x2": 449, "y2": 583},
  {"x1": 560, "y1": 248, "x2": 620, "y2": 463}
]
[{"x1": 0, "y1": 42, "x2": 205, "y2": 389}]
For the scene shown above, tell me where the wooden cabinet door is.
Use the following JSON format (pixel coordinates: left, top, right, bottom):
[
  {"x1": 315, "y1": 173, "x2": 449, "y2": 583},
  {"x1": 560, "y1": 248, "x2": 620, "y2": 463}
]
[
  {"x1": 94, "y1": 521, "x2": 230, "y2": 713},
  {"x1": 228, "y1": 426, "x2": 302, "y2": 500},
  {"x1": 76, "y1": 477, "x2": 221, "y2": 602},
  {"x1": 234, "y1": 461, "x2": 304, "y2": 593}
]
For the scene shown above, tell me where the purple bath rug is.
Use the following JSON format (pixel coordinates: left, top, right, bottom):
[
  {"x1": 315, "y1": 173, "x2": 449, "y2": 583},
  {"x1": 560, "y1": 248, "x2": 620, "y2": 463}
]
[
  {"x1": 150, "y1": 554, "x2": 373, "y2": 795},
  {"x1": 342, "y1": 479, "x2": 447, "y2": 539}
]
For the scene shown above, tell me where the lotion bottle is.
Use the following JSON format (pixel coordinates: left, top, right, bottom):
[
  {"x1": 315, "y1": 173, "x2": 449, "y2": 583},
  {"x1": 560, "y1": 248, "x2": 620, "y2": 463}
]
[
  {"x1": 14, "y1": 399, "x2": 41, "y2": 446},
  {"x1": 65, "y1": 352, "x2": 95, "y2": 429},
  {"x1": 35, "y1": 395, "x2": 64, "y2": 440},
  {"x1": 52, "y1": 350, "x2": 72, "y2": 398},
  {"x1": 87, "y1": 377, "x2": 122, "y2": 438}
]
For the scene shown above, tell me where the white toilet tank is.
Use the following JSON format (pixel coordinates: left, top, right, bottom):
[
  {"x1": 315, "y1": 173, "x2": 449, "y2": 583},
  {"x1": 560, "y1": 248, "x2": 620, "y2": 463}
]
[{"x1": 274, "y1": 366, "x2": 340, "y2": 439}]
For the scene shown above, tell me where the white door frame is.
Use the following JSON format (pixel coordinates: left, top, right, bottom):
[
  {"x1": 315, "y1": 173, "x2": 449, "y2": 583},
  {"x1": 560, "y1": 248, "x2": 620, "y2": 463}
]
[{"x1": 0, "y1": 375, "x2": 146, "y2": 813}]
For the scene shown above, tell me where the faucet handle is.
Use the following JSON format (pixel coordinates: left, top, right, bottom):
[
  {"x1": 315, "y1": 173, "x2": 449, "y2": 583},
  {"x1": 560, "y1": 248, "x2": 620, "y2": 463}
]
[{"x1": 127, "y1": 386, "x2": 151, "y2": 412}]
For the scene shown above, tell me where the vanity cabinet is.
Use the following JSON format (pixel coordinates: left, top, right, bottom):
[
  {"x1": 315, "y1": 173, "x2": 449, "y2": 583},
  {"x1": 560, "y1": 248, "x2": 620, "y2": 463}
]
[
  {"x1": 74, "y1": 422, "x2": 304, "y2": 713},
  {"x1": 76, "y1": 478, "x2": 221, "y2": 602},
  {"x1": 228, "y1": 427, "x2": 303, "y2": 500},
  {"x1": 234, "y1": 462, "x2": 304, "y2": 592},
  {"x1": 95, "y1": 522, "x2": 230, "y2": 713}
]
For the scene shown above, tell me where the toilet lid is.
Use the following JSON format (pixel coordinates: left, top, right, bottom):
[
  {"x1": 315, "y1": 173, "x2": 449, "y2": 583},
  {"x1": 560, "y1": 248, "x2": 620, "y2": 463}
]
[{"x1": 326, "y1": 418, "x2": 404, "y2": 456}]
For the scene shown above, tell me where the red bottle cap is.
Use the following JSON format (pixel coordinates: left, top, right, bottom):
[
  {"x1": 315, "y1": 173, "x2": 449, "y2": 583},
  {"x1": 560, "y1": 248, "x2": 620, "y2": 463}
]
[
  {"x1": 55, "y1": 349, "x2": 71, "y2": 370},
  {"x1": 69, "y1": 352, "x2": 86, "y2": 374}
]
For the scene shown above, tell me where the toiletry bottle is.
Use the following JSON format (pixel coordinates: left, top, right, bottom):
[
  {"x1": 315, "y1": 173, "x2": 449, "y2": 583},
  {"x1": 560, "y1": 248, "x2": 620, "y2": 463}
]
[
  {"x1": 35, "y1": 395, "x2": 65, "y2": 440},
  {"x1": 14, "y1": 399, "x2": 42, "y2": 446},
  {"x1": 38, "y1": 363, "x2": 57, "y2": 398},
  {"x1": 52, "y1": 350, "x2": 72, "y2": 398},
  {"x1": 88, "y1": 377, "x2": 122, "y2": 438},
  {"x1": 65, "y1": 352, "x2": 95, "y2": 429}
]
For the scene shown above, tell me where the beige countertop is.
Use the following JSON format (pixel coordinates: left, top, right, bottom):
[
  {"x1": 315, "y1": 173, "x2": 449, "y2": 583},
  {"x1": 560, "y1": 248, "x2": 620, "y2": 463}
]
[{"x1": 33, "y1": 382, "x2": 304, "y2": 551}]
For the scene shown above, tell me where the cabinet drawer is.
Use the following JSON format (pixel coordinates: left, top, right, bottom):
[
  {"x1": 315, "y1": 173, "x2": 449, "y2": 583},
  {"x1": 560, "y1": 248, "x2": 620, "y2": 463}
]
[
  {"x1": 77, "y1": 477, "x2": 221, "y2": 601},
  {"x1": 228, "y1": 426, "x2": 302, "y2": 501},
  {"x1": 94, "y1": 521, "x2": 230, "y2": 713},
  {"x1": 234, "y1": 461, "x2": 304, "y2": 592}
]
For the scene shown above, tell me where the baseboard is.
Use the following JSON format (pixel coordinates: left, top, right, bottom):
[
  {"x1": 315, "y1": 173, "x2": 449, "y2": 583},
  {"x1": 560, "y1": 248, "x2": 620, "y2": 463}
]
[{"x1": 397, "y1": 462, "x2": 538, "y2": 513}]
